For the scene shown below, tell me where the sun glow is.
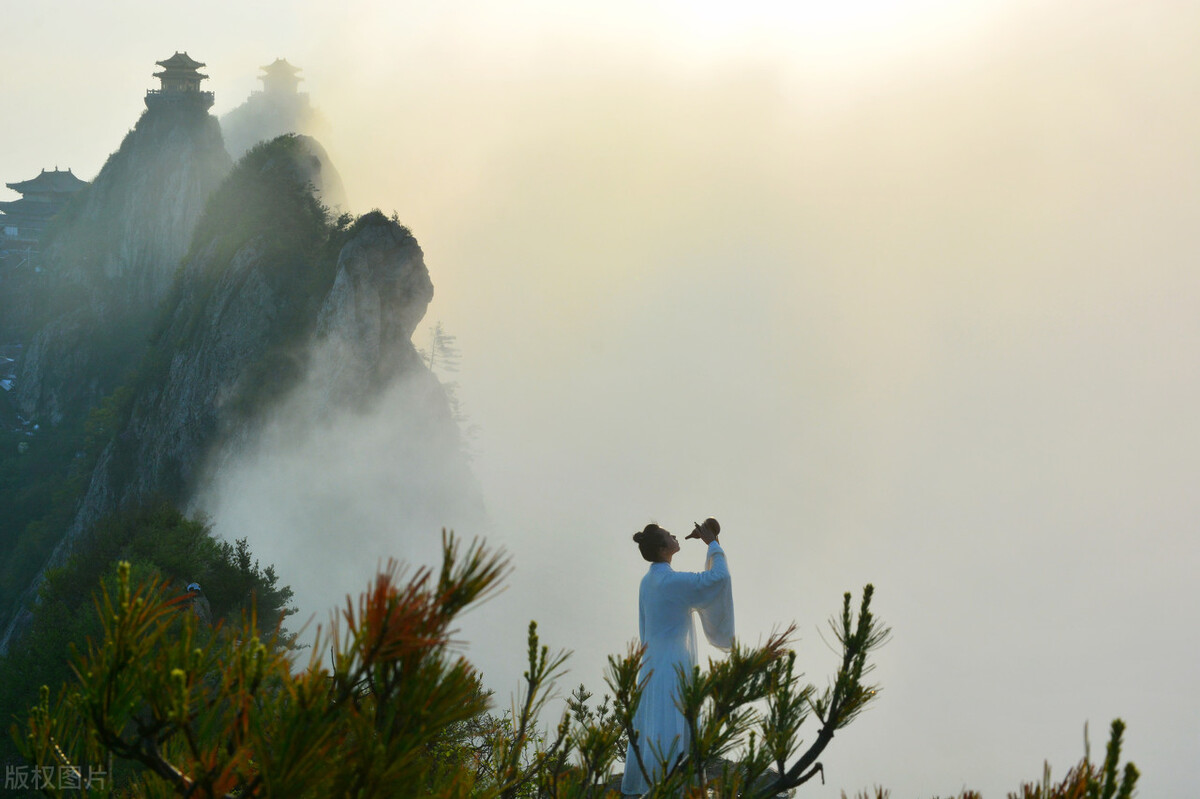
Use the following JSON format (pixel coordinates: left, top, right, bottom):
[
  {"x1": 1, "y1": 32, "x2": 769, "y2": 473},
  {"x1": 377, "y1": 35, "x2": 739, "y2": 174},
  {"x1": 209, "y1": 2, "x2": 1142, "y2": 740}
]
[
  {"x1": 350, "y1": 0, "x2": 1015, "y2": 74},
  {"x1": 659, "y1": 0, "x2": 1015, "y2": 69}
]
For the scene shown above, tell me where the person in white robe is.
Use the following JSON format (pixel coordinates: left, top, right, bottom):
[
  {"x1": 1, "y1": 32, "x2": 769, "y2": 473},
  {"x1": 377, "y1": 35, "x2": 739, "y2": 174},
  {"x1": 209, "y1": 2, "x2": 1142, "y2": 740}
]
[{"x1": 621, "y1": 518, "x2": 734, "y2": 796}]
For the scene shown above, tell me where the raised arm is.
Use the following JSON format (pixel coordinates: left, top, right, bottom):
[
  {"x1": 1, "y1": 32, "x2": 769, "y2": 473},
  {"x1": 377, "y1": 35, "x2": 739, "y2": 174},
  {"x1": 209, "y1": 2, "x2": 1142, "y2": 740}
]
[
  {"x1": 669, "y1": 541, "x2": 731, "y2": 607},
  {"x1": 691, "y1": 541, "x2": 734, "y2": 649}
]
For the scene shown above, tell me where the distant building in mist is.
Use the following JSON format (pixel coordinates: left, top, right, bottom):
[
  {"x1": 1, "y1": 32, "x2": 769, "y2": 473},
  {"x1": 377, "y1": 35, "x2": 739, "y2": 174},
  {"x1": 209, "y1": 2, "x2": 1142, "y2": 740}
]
[
  {"x1": 0, "y1": 167, "x2": 89, "y2": 267},
  {"x1": 221, "y1": 57, "x2": 333, "y2": 169},
  {"x1": 257, "y1": 58, "x2": 304, "y2": 96},
  {"x1": 145, "y1": 51, "x2": 214, "y2": 111}
]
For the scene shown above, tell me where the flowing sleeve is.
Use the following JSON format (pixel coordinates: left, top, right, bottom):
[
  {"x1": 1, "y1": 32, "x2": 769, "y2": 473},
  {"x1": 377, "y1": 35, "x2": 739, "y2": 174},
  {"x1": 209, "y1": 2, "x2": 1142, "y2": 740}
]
[
  {"x1": 669, "y1": 542, "x2": 734, "y2": 651},
  {"x1": 696, "y1": 542, "x2": 734, "y2": 650}
]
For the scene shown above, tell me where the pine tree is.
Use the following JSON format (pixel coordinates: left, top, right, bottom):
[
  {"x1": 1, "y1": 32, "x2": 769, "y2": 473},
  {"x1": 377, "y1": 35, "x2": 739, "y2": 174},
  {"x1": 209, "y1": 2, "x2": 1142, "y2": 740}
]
[
  {"x1": 421, "y1": 321, "x2": 480, "y2": 459},
  {"x1": 10, "y1": 535, "x2": 1137, "y2": 799}
]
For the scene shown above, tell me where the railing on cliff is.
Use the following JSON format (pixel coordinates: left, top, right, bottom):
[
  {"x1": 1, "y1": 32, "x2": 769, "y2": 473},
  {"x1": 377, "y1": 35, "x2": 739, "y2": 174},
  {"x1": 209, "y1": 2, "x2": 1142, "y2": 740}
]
[{"x1": 144, "y1": 90, "x2": 215, "y2": 110}]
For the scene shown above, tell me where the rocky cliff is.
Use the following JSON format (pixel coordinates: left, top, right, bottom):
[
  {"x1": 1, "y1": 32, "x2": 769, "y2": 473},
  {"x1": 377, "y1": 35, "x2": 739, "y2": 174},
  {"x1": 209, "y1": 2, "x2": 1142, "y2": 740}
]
[
  {"x1": 220, "y1": 75, "x2": 346, "y2": 209},
  {"x1": 13, "y1": 103, "x2": 232, "y2": 423},
  {"x1": 0, "y1": 136, "x2": 481, "y2": 652}
]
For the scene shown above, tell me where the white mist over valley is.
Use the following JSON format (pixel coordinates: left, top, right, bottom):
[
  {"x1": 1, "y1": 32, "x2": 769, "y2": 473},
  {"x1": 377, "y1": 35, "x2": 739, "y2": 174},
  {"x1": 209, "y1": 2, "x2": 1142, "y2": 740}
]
[{"x1": 3, "y1": 2, "x2": 1198, "y2": 796}]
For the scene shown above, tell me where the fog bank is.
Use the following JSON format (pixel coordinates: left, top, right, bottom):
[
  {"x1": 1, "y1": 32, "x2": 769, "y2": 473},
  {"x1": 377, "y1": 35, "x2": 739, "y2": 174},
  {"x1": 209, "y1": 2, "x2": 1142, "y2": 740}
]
[{"x1": 3, "y1": 2, "x2": 1198, "y2": 796}]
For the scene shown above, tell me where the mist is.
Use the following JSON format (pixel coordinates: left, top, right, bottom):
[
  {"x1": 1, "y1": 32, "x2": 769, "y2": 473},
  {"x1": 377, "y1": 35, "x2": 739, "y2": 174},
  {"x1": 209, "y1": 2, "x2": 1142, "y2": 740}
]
[
  {"x1": 4, "y1": 1, "x2": 1199, "y2": 796},
  {"x1": 194, "y1": 332, "x2": 484, "y2": 628}
]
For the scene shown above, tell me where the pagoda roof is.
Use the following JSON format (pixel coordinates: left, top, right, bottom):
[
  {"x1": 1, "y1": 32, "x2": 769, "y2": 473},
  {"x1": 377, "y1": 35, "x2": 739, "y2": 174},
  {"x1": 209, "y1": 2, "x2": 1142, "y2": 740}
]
[
  {"x1": 0, "y1": 198, "x2": 58, "y2": 218},
  {"x1": 261, "y1": 58, "x2": 302, "y2": 75},
  {"x1": 156, "y1": 51, "x2": 206, "y2": 70},
  {"x1": 6, "y1": 168, "x2": 89, "y2": 195},
  {"x1": 154, "y1": 68, "x2": 210, "y2": 81}
]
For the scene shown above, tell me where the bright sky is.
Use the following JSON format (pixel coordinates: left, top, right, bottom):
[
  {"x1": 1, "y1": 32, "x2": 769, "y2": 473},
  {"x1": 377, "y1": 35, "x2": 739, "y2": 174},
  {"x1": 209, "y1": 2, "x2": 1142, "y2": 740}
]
[{"x1": 3, "y1": 2, "x2": 1198, "y2": 797}]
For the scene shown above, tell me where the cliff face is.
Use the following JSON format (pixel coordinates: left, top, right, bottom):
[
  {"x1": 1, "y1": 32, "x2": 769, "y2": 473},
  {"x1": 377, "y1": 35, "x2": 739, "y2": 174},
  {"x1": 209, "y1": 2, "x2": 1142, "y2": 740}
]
[
  {"x1": 220, "y1": 86, "x2": 346, "y2": 209},
  {"x1": 78, "y1": 139, "x2": 449, "y2": 524},
  {"x1": 44, "y1": 105, "x2": 231, "y2": 301},
  {"x1": 13, "y1": 104, "x2": 232, "y2": 423},
  {"x1": 0, "y1": 137, "x2": 480, "y2": 652},
  {"x1": 73, "y1": 217, "x2": 444, "y2": 533},
  {"x1": 314, "y1": 218, "x2": 433, "y2": 391}
]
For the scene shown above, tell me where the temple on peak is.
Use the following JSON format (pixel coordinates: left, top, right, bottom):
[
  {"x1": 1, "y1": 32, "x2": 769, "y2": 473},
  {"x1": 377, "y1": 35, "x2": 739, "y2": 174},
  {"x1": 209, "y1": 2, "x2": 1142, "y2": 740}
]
[
  {"x1": 145, "y1": 51, "x2": 214, "y2": 111},
  {"x1": 258, "y1": 58, "x2": 304, "y2": 95}
]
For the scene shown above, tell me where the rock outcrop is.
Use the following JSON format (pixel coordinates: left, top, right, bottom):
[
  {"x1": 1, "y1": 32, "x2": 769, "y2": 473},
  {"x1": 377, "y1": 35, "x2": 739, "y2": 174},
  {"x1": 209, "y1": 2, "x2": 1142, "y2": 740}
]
[
  {"x1": 71, "y1": 139, "x2": 451, "y2": 538},
  {"x1": 13, "y1": 103, "x2": 232, "y2": 423},
  {"x1": 0, "y1": 137, "x2": 480, "y2": 652},
  {"x1": 220, "y1": 60, "x2": 345, "y2": 209}
]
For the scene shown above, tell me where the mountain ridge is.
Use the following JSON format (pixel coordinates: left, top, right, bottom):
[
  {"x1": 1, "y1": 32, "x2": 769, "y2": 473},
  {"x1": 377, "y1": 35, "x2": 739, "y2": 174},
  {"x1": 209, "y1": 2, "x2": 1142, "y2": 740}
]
[{"x1": 0, "y1": 88, "x2": 480, "y2": 653}]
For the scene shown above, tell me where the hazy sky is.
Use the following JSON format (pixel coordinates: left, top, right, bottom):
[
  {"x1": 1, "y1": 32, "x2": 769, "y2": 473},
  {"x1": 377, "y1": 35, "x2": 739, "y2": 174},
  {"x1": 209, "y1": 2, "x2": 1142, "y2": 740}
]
[{"x1": 4, "y1": 1, "x2": 1199, "y2": 796}]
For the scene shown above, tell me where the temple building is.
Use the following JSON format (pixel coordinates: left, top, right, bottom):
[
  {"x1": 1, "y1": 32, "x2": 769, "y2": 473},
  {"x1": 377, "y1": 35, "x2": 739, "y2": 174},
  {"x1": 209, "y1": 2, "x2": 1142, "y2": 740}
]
[
  {"x1": 220, "y1": 57, "x2": 328, "y2": 164},
  {"x1": 258, "y1": 58, "x2": 304, "y2": 95},
  {"x1": 145, "y1": 51, "x2": 214, "y2": 111},
  {"x1": 0, "y1": 167, "x2": 89, "y2": 264}
]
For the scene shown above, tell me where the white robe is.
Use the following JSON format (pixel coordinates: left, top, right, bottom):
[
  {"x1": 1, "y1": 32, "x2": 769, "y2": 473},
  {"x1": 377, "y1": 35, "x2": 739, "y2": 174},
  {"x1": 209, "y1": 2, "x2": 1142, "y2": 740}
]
[{"x1": 620, "y1": 541, "x2": 734, "y2": 795}]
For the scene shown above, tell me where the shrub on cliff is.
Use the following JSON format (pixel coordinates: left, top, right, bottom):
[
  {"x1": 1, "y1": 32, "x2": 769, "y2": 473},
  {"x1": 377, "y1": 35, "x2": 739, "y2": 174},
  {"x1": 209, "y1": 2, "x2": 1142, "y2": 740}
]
[{"x1": 0, "y1": 503, "x2": 293, "y2": 780}]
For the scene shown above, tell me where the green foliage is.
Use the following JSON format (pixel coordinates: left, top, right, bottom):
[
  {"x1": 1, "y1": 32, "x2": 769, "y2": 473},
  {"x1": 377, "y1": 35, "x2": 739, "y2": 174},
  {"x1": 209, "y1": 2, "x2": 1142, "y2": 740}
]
[
  {"x1": 186, "y1": 134, "x2": 330, "y2": 278},
  {"x1": 1006, "y1": 720, "x2": 1139, "y2": 799},
  {"x1": 0, "y1": 503, "x2": 294, "y2": 784},
  {"x1": 149, "y1": 135, "x2": 340, "y2": 430},
  {"x1": 602, "y1": 588, "x2": 888, "y2": 799},
  {"x1": 0, "y1": 413, "x2": 92, "y2": 620},
  {"x1": 845, "y1": 720, "x2": 1139, "y2": 799},
  {"x1": 8, "y1": 535, "x2": 1140, "y2": 799},
  {"x1": 0, "y1": 386, "x2": 129, "y2": 628},
  {"x1": 8, "y1": 537, "x2": 893, "y2": 799},
  {"x1": 81, "y1": 384, "x2": 134, "y2": 457},
  {"x1": 13, "y1": 533, "x2": 504, "y2": 797}
]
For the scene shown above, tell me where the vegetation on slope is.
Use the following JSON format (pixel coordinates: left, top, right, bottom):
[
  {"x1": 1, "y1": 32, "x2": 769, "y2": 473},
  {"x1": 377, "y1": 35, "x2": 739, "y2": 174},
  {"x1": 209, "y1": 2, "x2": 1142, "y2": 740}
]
[
  {"x1": 0, "y1": 503, "x2": 293, "y2": 786},
  {"x1": 0, "y1": 387, "x2": 131, "y2": 621}
]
